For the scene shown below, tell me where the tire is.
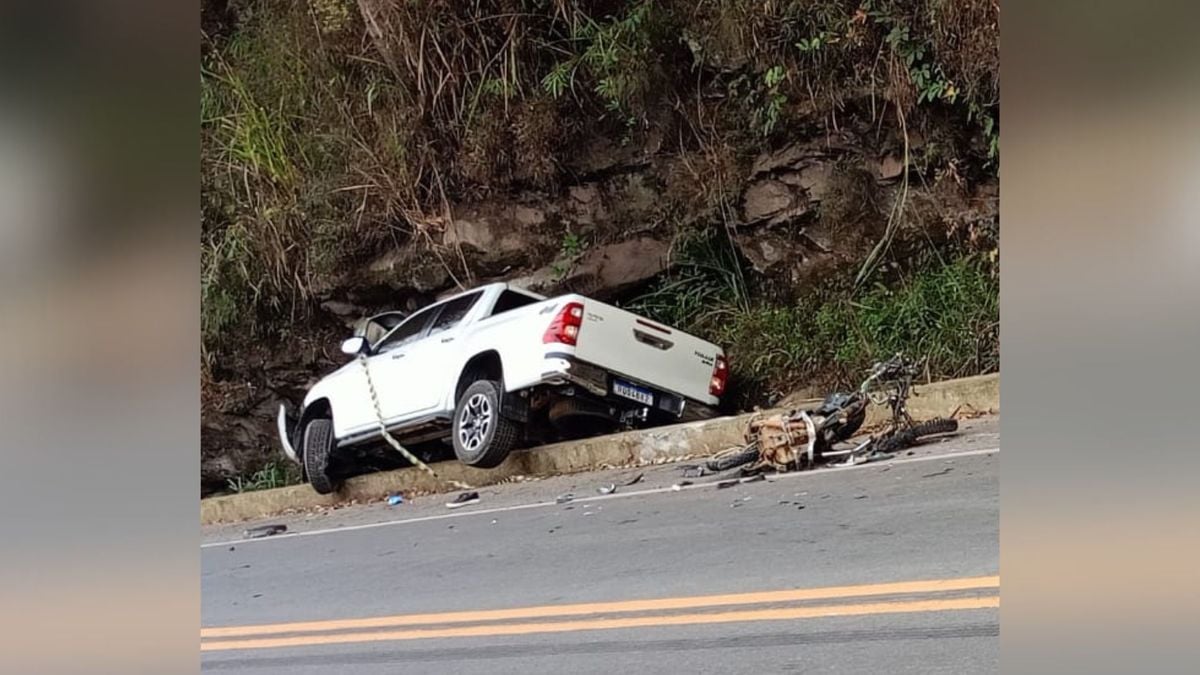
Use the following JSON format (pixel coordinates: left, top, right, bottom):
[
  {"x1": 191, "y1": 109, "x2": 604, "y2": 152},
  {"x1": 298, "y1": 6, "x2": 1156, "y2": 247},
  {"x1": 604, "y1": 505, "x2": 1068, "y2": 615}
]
[
  {"x1": 873, "y1": 429, "x2": 917, "y2": 455},
  {"x1": 548, "y1": 397, "x2": 615, "y2": 425},
  {"x1": 873, "y1": 417, "x2": 958, "y2": 455},
  {"x1": 910, "y1": 417, "x2": 959, "y2": 438},
  {"x1": 452, "y1": 380, "x2": 522, "y2": 468},
  {"x1": 706, "y1": 444, "x2": 761, "y2": 472},
  {"x1": 678, "y1": 401, "x2": 718, "y2": 423},
  {"x1": 548, "y1": 398, "x2": 617, "y2": 438},
  {"x1": 302, "y1": 417, "x2": 340, "y2": 495}
]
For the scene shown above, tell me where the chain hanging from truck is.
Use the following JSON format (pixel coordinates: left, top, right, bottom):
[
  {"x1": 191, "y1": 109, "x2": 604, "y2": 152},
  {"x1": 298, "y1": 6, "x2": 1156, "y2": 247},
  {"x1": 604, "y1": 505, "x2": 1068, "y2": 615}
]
[{"x1": 357, "y1": 352, "x2": 475, "y2": 491}]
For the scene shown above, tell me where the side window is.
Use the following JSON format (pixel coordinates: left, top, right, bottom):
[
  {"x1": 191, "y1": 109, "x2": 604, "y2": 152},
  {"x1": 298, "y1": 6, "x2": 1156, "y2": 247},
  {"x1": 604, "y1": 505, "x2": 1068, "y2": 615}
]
[
  {"x1": 489, "y1": 290, "x2": 539, "y2": 317},
  {"x1": 373, "y1": 306, "x2": 436, "y2": 353},
  {"x1": 359, "y1": 312, "x2": 407, "y2": 346},
  {"x1": 427, "y1": 292, "x2": 482, "y2": 337}
]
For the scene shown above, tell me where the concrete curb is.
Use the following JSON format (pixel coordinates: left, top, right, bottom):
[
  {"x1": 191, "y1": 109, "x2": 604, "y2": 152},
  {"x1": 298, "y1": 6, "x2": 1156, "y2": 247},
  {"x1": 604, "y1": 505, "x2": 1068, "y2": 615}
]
[{"x1": 201, "y1": 373, "x2": 998, "y2": 525}]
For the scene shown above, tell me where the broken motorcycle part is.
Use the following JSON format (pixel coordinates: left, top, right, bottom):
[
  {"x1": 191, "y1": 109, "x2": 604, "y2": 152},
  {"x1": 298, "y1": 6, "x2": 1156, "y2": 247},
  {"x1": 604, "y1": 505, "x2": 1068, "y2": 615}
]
[{"x1": 244, "y1": 524, "x2": 287, "y2": 539}]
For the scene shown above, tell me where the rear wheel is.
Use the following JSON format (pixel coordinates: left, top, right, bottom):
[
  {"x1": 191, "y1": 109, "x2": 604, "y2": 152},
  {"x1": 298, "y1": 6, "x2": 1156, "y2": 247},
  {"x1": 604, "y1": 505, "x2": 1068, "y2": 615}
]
[
  {"x1": 678, "y1": 401, "x2": 719, "y2": 423},
  {"x1": 548, "y1": 398, "x2": 617, "y2": 439},
  {"x1": 302, "y1": 417, "x2": 340, "y2": 495},
  {"x1": 452, "y1": 380, "x2": 522, "y2": 468},
  {"x1": 706, "y1": 444, "x2": 761, "y2": 472}
]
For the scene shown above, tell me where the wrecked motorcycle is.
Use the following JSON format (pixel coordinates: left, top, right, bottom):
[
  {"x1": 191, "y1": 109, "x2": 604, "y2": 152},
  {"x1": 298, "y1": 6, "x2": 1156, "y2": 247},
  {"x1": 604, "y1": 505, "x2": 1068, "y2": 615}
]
[{"x1": 706, "y1": 355, "x2": 958, "y2": 473}]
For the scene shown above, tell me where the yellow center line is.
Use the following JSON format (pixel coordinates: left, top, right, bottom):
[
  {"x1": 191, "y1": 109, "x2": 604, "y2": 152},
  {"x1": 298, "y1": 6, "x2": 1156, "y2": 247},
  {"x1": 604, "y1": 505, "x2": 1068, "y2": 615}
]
[
  {"x1": 203, "y1": 575, "x2": 998, "y2": 640},
  {"x1": 202, "y1": 595, "x2": 999, "y2": 652}
]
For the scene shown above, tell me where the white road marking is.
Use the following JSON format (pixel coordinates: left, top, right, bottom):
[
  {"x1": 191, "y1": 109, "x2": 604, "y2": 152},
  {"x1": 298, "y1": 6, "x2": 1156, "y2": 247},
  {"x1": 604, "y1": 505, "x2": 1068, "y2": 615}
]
[{"x1": 202, "y1": 446, "x2": 998, "y2": 549}]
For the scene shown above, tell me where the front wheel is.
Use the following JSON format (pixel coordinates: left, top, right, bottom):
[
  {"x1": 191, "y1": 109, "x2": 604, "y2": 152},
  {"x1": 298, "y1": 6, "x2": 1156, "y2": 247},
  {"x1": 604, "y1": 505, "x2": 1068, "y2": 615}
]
[
  {"x1": 302, "y1": 417, "x2": 341, "y2": 495},
  {"x1": 452, "y1": 380, "x2": 522, "y2": 468},
  {"x1": 873, "y1": 417, "x2": 959, "y2": 454}
]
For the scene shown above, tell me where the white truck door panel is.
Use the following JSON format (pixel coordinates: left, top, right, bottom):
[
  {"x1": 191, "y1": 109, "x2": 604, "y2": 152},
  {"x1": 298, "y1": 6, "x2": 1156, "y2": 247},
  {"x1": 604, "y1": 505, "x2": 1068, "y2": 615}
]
[
  {"x1": 371, "y1": 347, "x2": 425, "y2": 421},
  {"x1": 390, "y1": 335, "x2": 457, "y2": 414}
]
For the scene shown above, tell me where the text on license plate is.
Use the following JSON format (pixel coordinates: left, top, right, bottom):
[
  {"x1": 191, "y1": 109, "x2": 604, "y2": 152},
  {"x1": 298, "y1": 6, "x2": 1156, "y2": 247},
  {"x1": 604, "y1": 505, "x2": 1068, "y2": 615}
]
[{"x1": 612, "y1": 380, "x2": 654, "y2": 406}]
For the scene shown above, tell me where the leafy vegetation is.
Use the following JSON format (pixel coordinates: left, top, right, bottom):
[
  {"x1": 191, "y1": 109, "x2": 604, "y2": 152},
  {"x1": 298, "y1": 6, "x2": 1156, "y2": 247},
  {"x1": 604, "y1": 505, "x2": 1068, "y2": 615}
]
[
  {"x1": 627, "y1": 238, "x2": 998, "y2": 405},
  {"x1": 225, "y1": 461, "x2": 302, "y2": 494}
]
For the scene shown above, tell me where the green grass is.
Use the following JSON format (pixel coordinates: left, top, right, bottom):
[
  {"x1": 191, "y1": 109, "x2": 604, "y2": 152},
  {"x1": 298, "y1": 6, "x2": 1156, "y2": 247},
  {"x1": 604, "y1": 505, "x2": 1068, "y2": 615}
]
[
  {"x1": 627, "y1": 245, "x2": 998, "y2": 405},
  {"x1": 624, "y1": 231, "x2": 749, "y2": 329},
  {"x1": 225, "y1": 461, "x2": 303, "y2": 494}
]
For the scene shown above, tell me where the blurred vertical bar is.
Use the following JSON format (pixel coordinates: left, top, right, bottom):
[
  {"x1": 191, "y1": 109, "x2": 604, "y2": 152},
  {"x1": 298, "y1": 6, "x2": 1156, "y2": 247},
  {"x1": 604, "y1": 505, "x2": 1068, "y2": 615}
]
[
  {"x1": 0, "y1": 1, "x2": 198, "y2": 672},
  {"x1": 1005, "y1": 0, "x2": 1200, "y2": 673}
]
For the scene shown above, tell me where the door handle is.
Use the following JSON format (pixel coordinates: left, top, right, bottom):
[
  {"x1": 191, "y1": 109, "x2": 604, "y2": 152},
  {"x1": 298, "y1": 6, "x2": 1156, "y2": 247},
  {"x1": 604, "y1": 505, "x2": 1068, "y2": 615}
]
[
  {"x1": 441, "y1": 337, "x2": 455, "y2": 343},
  {"x1": 391, "y1": 353, "x2": 405, "y2": 360}
]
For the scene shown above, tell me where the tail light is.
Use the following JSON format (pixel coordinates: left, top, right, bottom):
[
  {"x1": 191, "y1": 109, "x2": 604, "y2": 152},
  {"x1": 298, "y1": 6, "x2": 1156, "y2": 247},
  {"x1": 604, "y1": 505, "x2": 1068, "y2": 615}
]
[
  {"x1": 709, "y1": 354, "x2": 728, "y2": 396},
  {"x1": 543, "y1": 302, "x2": 585, "y2": 346}
]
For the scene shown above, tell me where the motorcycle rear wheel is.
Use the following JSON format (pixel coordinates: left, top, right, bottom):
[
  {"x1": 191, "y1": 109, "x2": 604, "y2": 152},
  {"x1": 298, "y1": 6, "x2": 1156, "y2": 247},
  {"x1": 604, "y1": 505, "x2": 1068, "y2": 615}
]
[{"x1": 706, "y1": 444, "x2": 761, "y2": 472}]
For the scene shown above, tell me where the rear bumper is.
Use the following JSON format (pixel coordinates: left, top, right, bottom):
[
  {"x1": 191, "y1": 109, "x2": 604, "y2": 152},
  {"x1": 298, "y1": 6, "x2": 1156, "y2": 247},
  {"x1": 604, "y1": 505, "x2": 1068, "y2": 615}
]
[
  {"x1": 541, "y1": 354, "x2": 717, "y2": 418},
  {"x1": 277, "y1": 403, "x2": 299, "y2": 464}
]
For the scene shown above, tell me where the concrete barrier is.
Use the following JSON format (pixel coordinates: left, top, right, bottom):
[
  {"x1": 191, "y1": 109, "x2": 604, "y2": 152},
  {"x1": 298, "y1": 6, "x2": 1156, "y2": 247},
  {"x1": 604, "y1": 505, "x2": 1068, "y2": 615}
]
[{"x1": 201, "y1": 373, "x2": 998, "y2": 524}]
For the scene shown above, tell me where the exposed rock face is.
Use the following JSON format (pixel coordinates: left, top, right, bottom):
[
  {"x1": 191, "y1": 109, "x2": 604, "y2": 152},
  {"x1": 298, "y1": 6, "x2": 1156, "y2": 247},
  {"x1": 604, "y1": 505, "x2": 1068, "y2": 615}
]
[
  {"x1": 741, "y1": 143, "x2": 849, "y2": 227},
  {"x1": 444, "y1": 203, "x2": 549, "y2": 264},
  {"x1": 743, "y1": 179, "x2": 802, "y2": 224},
  {"x1": 559, "y1": 237, "x2": 672, "y2": 299}
]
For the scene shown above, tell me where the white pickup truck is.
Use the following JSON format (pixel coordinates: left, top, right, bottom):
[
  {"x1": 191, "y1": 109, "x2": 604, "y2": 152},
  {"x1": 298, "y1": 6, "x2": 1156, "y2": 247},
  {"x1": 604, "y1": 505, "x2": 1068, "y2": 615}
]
[{"x1": 278, "y1": 282, "x2": 728, "y2": 493}]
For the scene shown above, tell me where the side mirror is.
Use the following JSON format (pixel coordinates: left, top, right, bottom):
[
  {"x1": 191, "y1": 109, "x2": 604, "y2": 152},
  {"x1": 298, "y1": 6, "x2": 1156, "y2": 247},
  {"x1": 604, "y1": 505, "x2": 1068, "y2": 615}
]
[{"x1": 340, "y1": 336, "x2": 366, "y2": 356}]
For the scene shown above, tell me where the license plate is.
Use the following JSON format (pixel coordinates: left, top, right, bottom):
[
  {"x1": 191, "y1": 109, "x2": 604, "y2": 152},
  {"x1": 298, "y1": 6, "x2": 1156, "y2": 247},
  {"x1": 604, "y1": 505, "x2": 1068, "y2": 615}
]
[{"x1": 612, "y1": 380, "x2": 654, "y2": 406}]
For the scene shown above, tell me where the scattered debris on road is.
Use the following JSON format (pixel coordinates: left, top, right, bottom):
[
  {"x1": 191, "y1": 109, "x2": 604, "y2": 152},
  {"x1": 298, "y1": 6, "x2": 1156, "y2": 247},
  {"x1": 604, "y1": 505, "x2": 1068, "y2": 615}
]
[
  {"x1": 701, "y1": 354, "x2": 960, "y2": 478},
  {"x1": 921, "y1": 467, "x2": 954, "y2": 478},
  {"x1": 556, "y1": 493, "x2": 575, "y2": 504},
  {"x1": 243, "y1": 524, "x2": 287, "y2": 539},
  {"x1": 624, "y1": 473, "x2": 645, "y2": 486},
  {"x1": 446, "y1": 491, "x2": 480, "y2": 509},
  {"x1": 386, "y1": 493, "x2": 405, "y2": 506},
  {"x1": 597, "y1": 483, "x2": 617, "y2": 495},
  {"x1": 680, "y1": 465, "x2": 706, "y2": 478}
]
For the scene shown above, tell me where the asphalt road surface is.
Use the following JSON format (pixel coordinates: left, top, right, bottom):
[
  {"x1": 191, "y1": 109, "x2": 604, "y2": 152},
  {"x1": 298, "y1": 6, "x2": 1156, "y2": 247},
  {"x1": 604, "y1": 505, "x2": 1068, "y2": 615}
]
[{"x1": 202, "y1": 417, "x2": 999, "y2": 673}]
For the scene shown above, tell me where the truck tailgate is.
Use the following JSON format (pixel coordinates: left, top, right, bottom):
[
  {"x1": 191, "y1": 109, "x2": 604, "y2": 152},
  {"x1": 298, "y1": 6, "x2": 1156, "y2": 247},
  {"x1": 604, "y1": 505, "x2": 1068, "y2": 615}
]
[{"x1": 573, "y1": 301, "x2": 722, "y2": 403}]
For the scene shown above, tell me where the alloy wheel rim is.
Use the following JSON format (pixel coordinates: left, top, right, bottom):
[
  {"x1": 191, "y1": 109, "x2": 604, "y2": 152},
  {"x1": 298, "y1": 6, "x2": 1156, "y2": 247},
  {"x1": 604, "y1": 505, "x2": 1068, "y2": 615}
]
[{"x1": 458, "y1": 393, "x2": 492, "y2": 452}]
